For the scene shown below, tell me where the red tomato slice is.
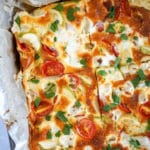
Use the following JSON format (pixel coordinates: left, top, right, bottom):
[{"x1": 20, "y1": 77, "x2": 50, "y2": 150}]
[
  {"x1": 119, "y1": 103, "x2": 131, "y2": 113},
  {"x1": 115, "y1": 0, "x2": 131, "y2": 19},
  {"x1": 17, "y1": 42, "x2": 31, "y2": 52},
  {"x1": 42, "y1": 60, "x2": 64, "y2": 76},
  {"x1": 43, "y1": 45, "x2": 58, "y2": 57},
  {"x1": 31, "y1": 100, "x2": 53, "y2": 117},
  {"x1": 75, "y1": 118, "x2": 96, "y2": 140},
  {"x1": 139, "y1": 101, "x2": 150, "y2": 117},
  {"x1": 68, "y1": 74, "x2": 81, "y2": 89}
]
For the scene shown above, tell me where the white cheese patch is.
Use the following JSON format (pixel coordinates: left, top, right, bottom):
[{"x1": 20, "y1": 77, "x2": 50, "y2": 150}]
[
  {"x1": 22, "y1": 33, "x2": 41, "y2": 51},
  {"x1": 84, "y1": 145, "x2": 93, "y2": 150},
  {"x1": 111, "y1": 109, "x2": 122, "y2": 121},
  {"x1": 39, "y1": 140, "x2": 57, "y2": 150},
  {"x1": 138, "y1": 88, "x2": 150, "y2": 104}
]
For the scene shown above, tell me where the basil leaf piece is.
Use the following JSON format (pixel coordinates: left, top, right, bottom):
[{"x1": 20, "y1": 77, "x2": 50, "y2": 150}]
[
  {"x1": 126, "y1": 57, "x2": 132, "y2": 63},
  {"x1": 112, "y1": 94, "x2": 120, "y2": 104},
  {"x1": 120, "y1": 26, "x2": 125, "y2": 33},
  {"x1": 146, "y1": 125, "x2": 150, "y2": 132},
  {"x1": 108, "y1": 6, "x2": 115, "y2": 19},
  {"x1": 44, "y1": 83, "x2": 56, "y2": 99},
  {"x1": 54, "y1": 37, "x2": 57, "y2": 42},
  {"x1": 47, "y1": 130, "x2": 52, "y2": 139},
  {"x1": 15, "y1": 16, "x2": 20, "y2": 27},
  {"x1": 137, "y1": 69, "x2": 146, "y2": 80},
  {"x1": 114, "y1": 57, "x2": 120, "y2": 70},
  {"x1": 50, "y1": 20, "x2": 59, "y2": 32},
  {"x1": 55, "y1": 130, "x2": 61, "y2": 137},
  {"x1": 120, "y1": 34, "x2": 128, "y2": 40},
  {"x1": 106, "y1": 24, "x2": 116, "y2": 34},
  {"x1": 80, "y1": 58, "x2": 87, "y2": 68},
  {"x1": 34, "y1": 97, "x2": 41, "y2": 107},
  {"x1": 34, "y1": 53, "x2": 40, "y2": 60},
  {"x1": 131, "y1": 76, "x2": 140, "y2": 88},
  {"x1": 63, "y1": 124, "x2": 72, "y2": 135},
  {"x1": 145, "y1": 80, "x2": 150, "y2": 87},
  {"x1": 56, "y1": 111, "x2": 68, "y2": 122},
  {"x1": 103, "y1": 103, "x2": 117, "y2": 112},
  {"x1": 67, "y1": 8, "x2": 75, "y2": 21},
  {"x1": 54, "y1": 4, "x2": 64, "y2": 11},
  {"x1": 29, "y1": 78, "x2": 39, "y2": 84},
  {"x1": 98, "y1": 70, "x2": 107, "y2": 76},
  {"x1": 129, "y1": 138, "x2": 140, "y2": 148},
  {"x1": 45, "y1": 115, "x2": 51, "y2": 121},
  {"x1": 75, "y1": 100, "x2": 81, "y2": 108}
]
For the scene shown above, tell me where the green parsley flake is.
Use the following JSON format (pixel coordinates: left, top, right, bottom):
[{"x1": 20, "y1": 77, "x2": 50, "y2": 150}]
[
  {"x1": 15, "y1": 16, "x2": 20, "y2": 27},
  {"x1": 126, "y1": 57, "x2": 132, "y2": 63},
  {"x1": 29, "y1": 78, "x2": 39, "y2": 84},
  {"x1": 44, "y1": 83, "x2": 56, "y2": 99},
  {"x1": 45, "y1": 115, "x2": 51, "y2": 121},
  {"x1": 131, "y1": 77, "x2": 141, "y2": 88},
  {"x1": 133, "y1": 36, "x2": 138, "y2": 40},
  {"x1": 146, "y1": 125, "x2": 150, "y2": 132},
  {"x1": 63, "y1": 124, "x2": 72, "y2": 135},
  {"x1": 50, "y1": 20, "x2": 59, "y2": 32},
  {"x1": 47, "y1": 130, "x2": 52, "y2": 139},
  {"x1": 137, "y1": 69, "x2": 146, "y2": 80},
  {"x1": 112, "y1": 94, "x2": 120, "y2": 104},
  {"x1": 54, "y1": 37, "x2": 57, "y2": 42},
  {"x1": 34, "y1": 53, "x2": 40, "y2": 60},
  {"x1": 145, "y1": 80, "x2": 150, "y2": 87},
  {"x1": 67, "y1": 8, "x2": 75, "y2": 21},
  {"x1": 56, "y1": 111, "x2": 68, "y2": 122},
  {"x1": 120, "y1": 26, "x2": 125, "y2": 33},
  {"x1": 34, "y1": 97, "x2": 41, "y2": 107},
  {"x1": 120, "y1": 34, "x2": 128, "y2": 40},
  {"x1": 103, "y1": 103, "x2": 117, "y2": 112},
  {"x1": 114, "y1": 57, "x2": 120, "y2": 70},
  {"x1": 108, "y1": 6, "x2": 115, "y2": 19},
  {"x1": 55, "y1": 130, "x2": 61, "y2": 137},
  {"x1": 98, "y1": 70, "x2": 107, "y2": 76},
  {"x1": 54, "y1": 4, "x2": 64, "y2": 11},
  {"x1": 106, "y1": 24, "x2": 116, "y2": 34},
  {"x1": 80, "y1": 58, "x2": 87, "y2": 68},
  {"x1": 75, "y1": 100, "x2": 81, "y2": 108},
  {"x1": 129, "y1": 138, "x2": 140, "y2": 148}
]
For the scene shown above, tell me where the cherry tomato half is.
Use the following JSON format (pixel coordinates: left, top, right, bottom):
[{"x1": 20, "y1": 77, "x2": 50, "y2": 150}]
[
  {"x1": 42, "y1": 60, "x2": 64, "y2": 76},
  {"x1": 75, "y1": 118, "x2": 96, "y2": 140},
  {"x1": 31, "y1": 100, "x2": 53, "y2": 117},
  {"x1": 139, "y1": 101, "x2": 150, "y2": 117},
  {"x1": 17, "y1": 42, "x2": 31, "y2": 52},
  {"x1": 43, "y1": 45, "x2": 58, "y2": 57},
  {"x1": 119, "y1": 103, "x2": 131, "y2": 113}
]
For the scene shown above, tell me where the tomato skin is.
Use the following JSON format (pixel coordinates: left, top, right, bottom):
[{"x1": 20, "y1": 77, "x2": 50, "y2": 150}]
[
  {"x1": 43, "y1": 45, "x2": 58, "y2": 57},
  {"x1": 31, "y1": 100, "x2": 53, "y2": 117},
  {"x1": 139, "y1": 101, "x2": 150, "y2": 117},
  {"x1": 98, "y1": 97, "x2": 104, "y2": 112},
  {"x1": 68, "y1": 74, "x2": 81, "y2": 89},
  {"x1": 119, "y1": 103, "x2": 131, "y2": 113},
  {"x1": 17, "y1": 42, "x2": 31, "y2": 52},
  {"x1": 75, "y1": 118, "x2": 96, "y2": 140},
  {"x1": 42, "y1": 60, "x2": 64, "y2": 76}
]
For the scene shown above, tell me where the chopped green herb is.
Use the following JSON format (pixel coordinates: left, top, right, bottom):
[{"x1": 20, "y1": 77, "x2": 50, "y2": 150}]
[
  {"x1": 34, "y1": 53, "x2": 40, "y2": 60},
  {"x1": 108, "y1": 6, "x2": 115, "y2": 19},
  {"x1": 114, "y1": 57, "x2": 120, "y2": 70},
  {"x1": 129, "y1": 138, "x2": 140, "y2": 148},
  {"x1": 103, "y1": 103, "x2": 117, "y2": 112},
  {"x1": 47, "y1": 130, "x2": 52, "y2": 139},
  {"x1": 106, "y1": 24, "x2": 116, "y2": 34},
  {"x1": 55, "y1": 130, "x2": 61, "y2": 137},
  {"x1": 67, "y1": 7, "x2": 75, "y2": 21},
  {"x1": 44, "y1": 83, "x2": 56, "y2": 98},
  {"x1": 54, "y1": 4, "x2": 64, "y2": 11},
  {"x1": 133, "y1": 36, "x2": 138, "y2": 40},
  {"x1": 113, "y1": 148, "x2": 120, "y2": 150},
  {"x1": 98, "y1": 70, "x2": 107, "y2": 76},
  {"x1": 120, "y1": 34, "x2": 128, "y2": 40},
  {"x1": 56, "y1": 111, "x2": 68, "y2": 122},
  {"x1": 34, "y1": 97, "x2": 41, "y2": 107},
  {"x1": 145, "y1": 80, "x2": 150, "y2": 87},
  {"x1": 146, "y1": 125, "x2": 150, "y2": 132},
  {"x1": 15, "y1": 16, "x2": 20, "y2": 27},
  {"x1": 63, "y1": 124, "x2": 72, "y2": 135},
  {"x1": 112, "y1": 94, "x2": 120, "y2": 104},
  {"x1": 74, "y1": 6, "x2": 80, "y2": 11},
  {"x1": 131, "y1": 76, "x2": 140, "y2": 88},
  {"x1": 50, "y1": 20, "x2": 59, "y2": 32},
  {"x1": 126, "y1": 57, "x2": 132, "y2": 63},
  {"x1": 120, "y1": 26, "x2": 125, "y2": 33},
  {"x1": 80, "y1": 58, "x2": 87, "y2": 68},
  {"x1": 54, "y1": 37, "x2": 57, "y2": 42},
  {"x1": 45, "y1": 115, "x2": 51, "y2": 121},
  {"x1": 148, "y1": 119, "x2": 150, "y2": 124},
  {"x1": 75, "y1": 100, "x2": 81, "y2": 108},
  {"x1": 137, "y1": 69, "x2": 146, "y2": 80},
  {"x1": 106, "y1": 144, "x2": 112, "y2": 150},
  {"x1": 29, "y1": 78, "x2": 39, "y2": 84}
]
